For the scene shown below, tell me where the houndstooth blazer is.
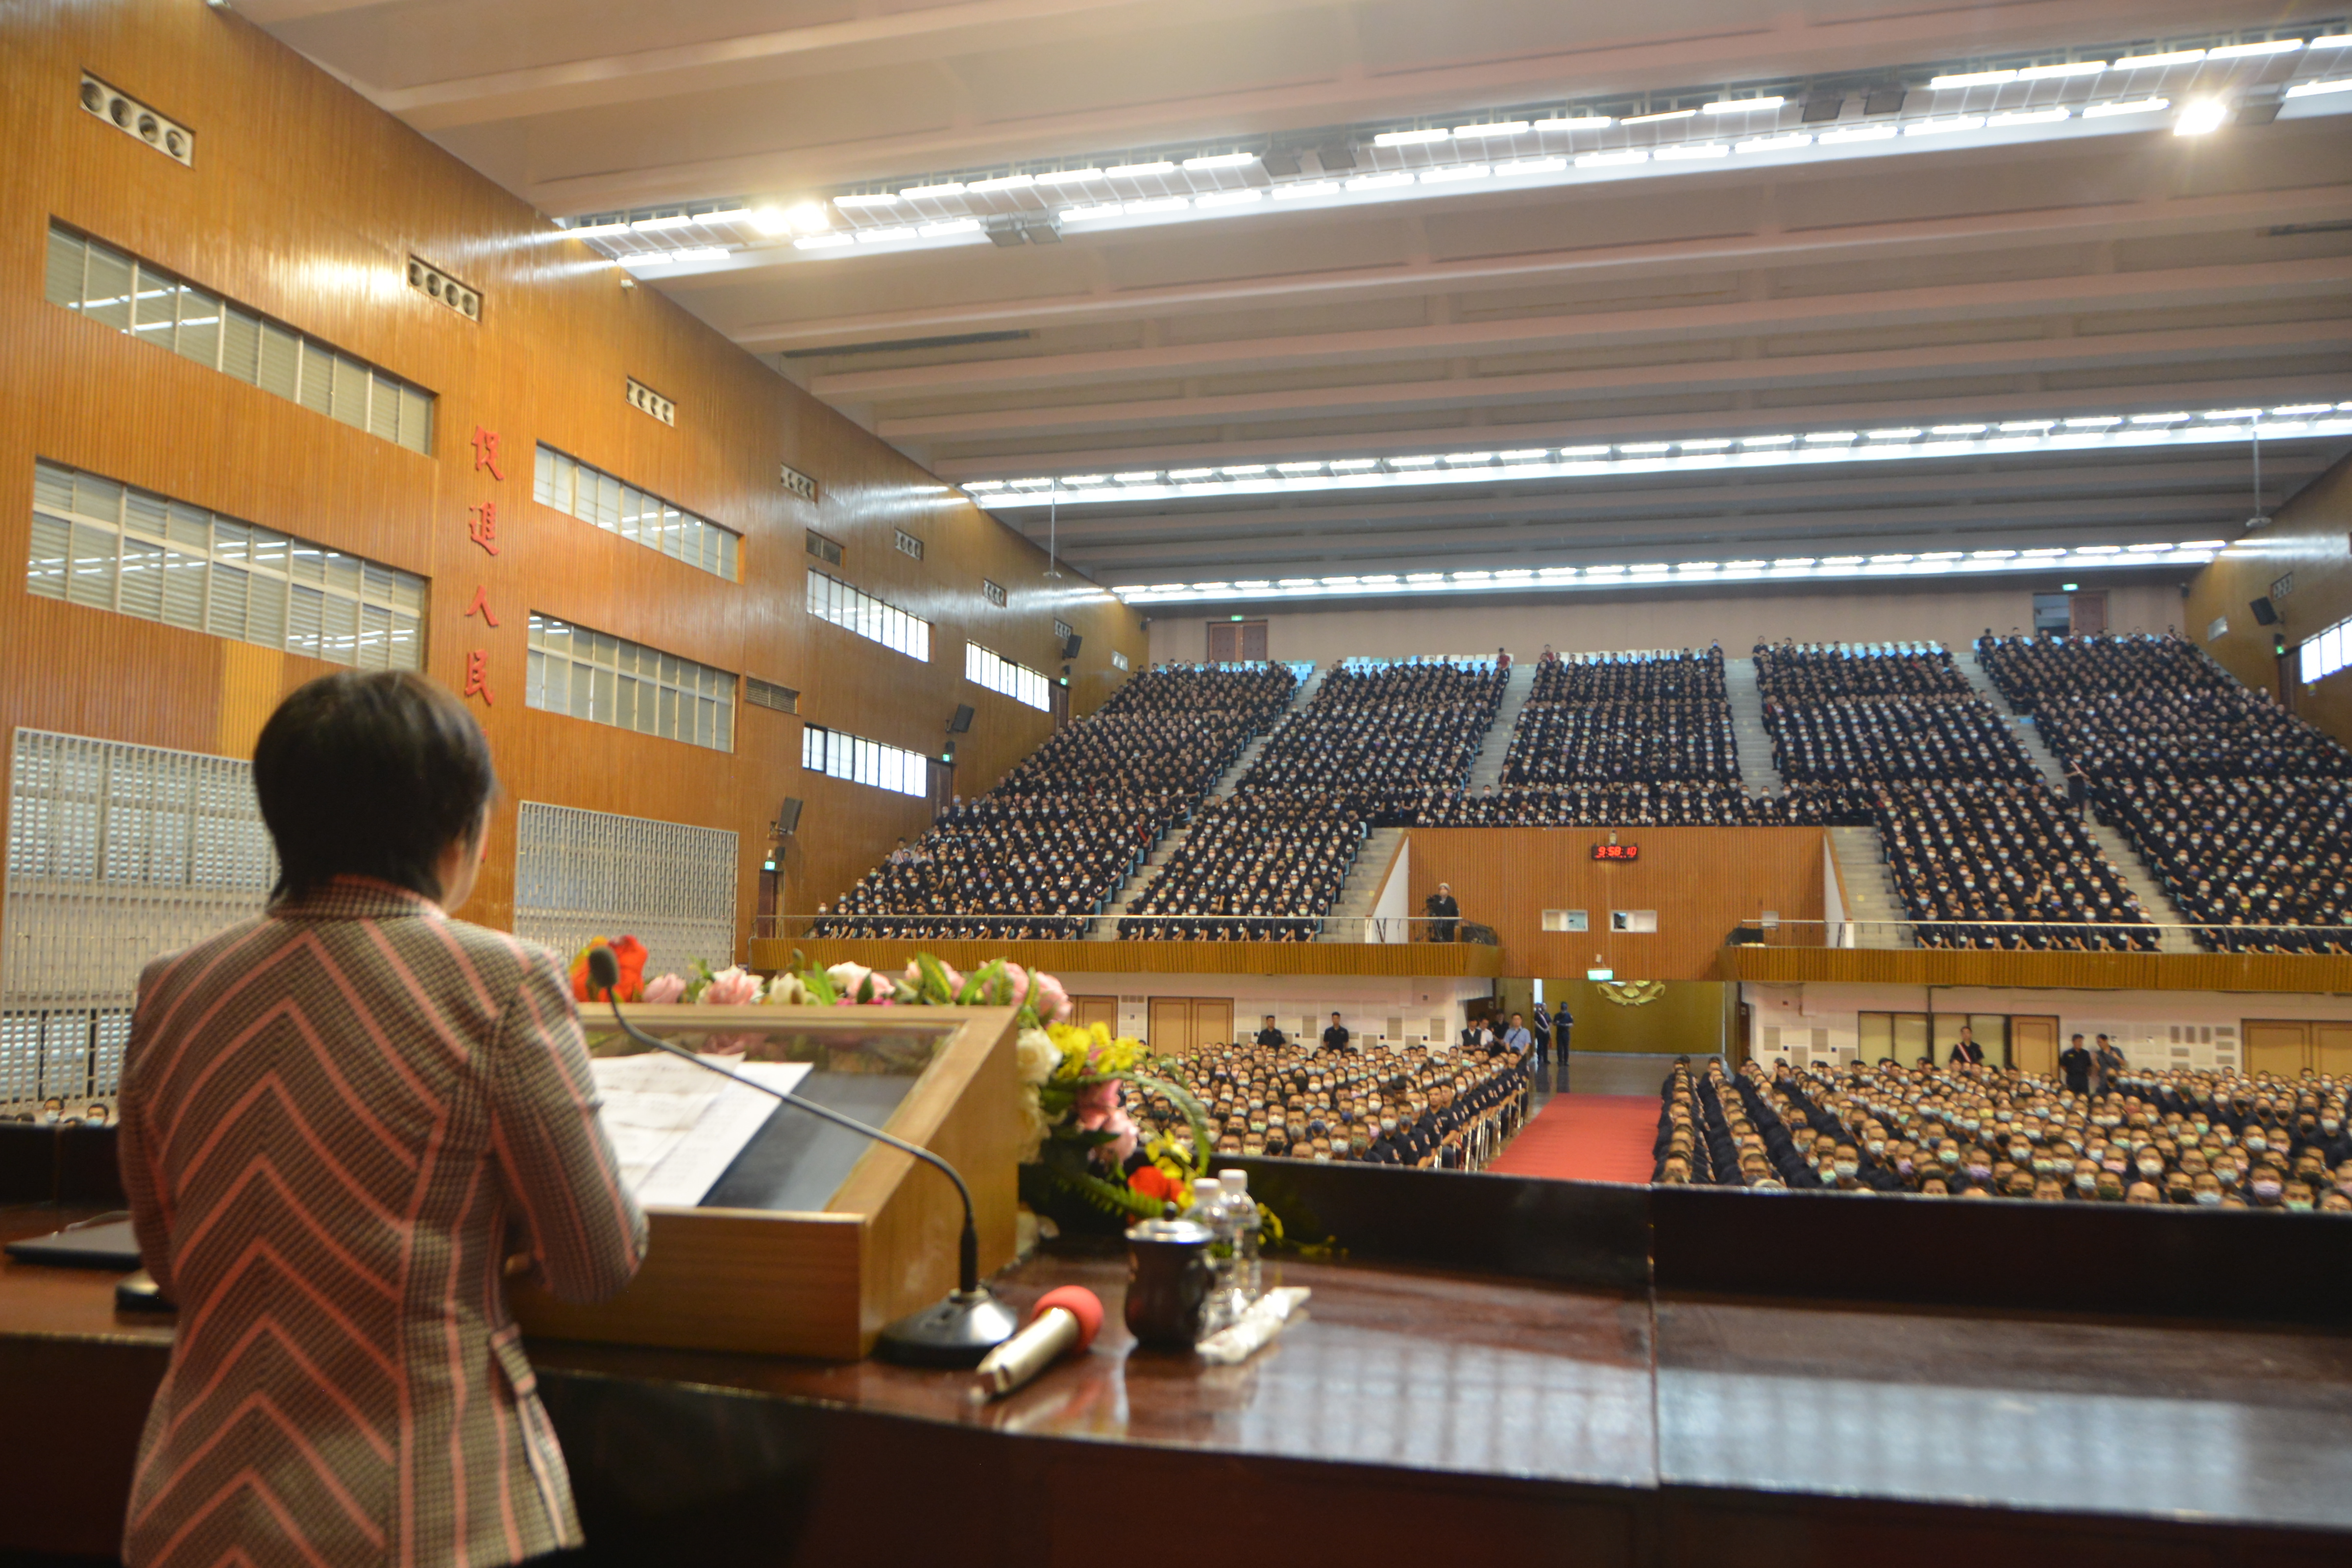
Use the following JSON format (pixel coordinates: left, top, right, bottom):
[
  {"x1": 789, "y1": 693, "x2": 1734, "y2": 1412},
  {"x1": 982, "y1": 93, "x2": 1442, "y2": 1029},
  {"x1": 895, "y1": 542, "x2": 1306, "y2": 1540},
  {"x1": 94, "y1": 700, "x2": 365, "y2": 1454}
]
[{"x1": 117, "y1": 877, "x2": 648, "y2": 1568}]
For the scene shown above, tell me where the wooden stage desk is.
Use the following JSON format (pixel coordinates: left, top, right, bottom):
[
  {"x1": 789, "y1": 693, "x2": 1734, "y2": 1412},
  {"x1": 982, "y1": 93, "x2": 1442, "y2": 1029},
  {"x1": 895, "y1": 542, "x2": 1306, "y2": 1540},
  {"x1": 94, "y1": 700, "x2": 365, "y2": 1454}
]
[{"x1": 3, "y1": 1179, "x2": 2350, "y2": 1568}]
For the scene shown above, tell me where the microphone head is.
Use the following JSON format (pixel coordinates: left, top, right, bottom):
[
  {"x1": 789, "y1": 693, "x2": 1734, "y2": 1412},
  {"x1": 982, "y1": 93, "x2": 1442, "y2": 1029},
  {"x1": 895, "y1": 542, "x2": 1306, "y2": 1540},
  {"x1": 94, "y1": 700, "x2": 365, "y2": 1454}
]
[
  {"x1": 586, "y1": 943, "x2": 621, "y2": 995},
  {"x1": 1031, "y1": 1285, "x2": 1103, "y2": 1351}
]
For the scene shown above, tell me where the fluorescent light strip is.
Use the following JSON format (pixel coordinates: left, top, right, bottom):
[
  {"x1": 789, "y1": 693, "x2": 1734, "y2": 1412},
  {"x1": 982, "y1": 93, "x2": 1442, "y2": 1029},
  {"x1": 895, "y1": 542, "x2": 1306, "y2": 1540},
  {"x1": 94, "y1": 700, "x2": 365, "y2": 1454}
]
[
  {"x1": 967, "y1": 407, "x2": 2352, "y2": 509},
  {"x1": 1623, "y1": 108, "x2": 1698, "y2": 124},
  {"x1": 2084, "y1": 97, "x2": 2171, "y2": 117},
  {"x1": 1110, "y1": 544, "x2": 2220, "y2": 603},
  {"x1": 2285, "y1": 78, "x2": 2352, "y2": 97},
  {"x1": 1702, "y1": 96, "x2": 1786, "y2": 112}
]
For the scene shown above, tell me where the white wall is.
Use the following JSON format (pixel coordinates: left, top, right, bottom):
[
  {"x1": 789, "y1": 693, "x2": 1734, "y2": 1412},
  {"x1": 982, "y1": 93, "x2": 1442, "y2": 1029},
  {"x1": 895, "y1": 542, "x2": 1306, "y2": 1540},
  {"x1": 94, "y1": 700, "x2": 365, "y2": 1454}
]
[
  {"x1": 1052, "y1": 971, "x2": 1493, "y2": 1049},
  {"x1": 1146, "y1": 579, "x2": 2189, "y2": 666},
  {"x1": 1743, "y1": 982, "x2": 2352, "y2": 1075}
]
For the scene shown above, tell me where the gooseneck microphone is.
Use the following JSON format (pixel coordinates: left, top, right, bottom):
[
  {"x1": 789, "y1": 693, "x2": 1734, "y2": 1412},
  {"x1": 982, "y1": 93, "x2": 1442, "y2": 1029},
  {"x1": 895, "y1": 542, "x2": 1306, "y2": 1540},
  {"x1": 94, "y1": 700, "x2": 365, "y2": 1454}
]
[{"x1": 584, "y1": 945, "x2": 1017, "y2": 1366}]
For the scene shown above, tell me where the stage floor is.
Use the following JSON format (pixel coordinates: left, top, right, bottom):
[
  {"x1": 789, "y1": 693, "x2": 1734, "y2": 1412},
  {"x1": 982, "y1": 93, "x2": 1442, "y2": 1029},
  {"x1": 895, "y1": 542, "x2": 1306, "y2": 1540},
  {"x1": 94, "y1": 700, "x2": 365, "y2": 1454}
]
[{"x1": 7, "y1": 1200, "x2": 2347, "y2": 1563}]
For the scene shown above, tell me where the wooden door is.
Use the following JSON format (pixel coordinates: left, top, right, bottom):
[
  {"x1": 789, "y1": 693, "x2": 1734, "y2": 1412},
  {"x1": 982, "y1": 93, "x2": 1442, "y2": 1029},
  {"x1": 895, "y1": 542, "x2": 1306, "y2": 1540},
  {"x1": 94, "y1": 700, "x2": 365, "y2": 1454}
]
[
  {"x1": 1071, "y1": 995, "x2": 1117, "y2": 1034},
  {"x1": 1148, "y1": 998, "x2": 1195, "y2": 1055},
  {"x1": 2316, "y1": 1022, "x2": 2352, "y2": 1077},
  {"x1": 2011, "y1": 1016, "x2": 2059, "y2": 1076},
  {"x1": 1239, "y1": 620, "x2": 1269, "y2": 661},
  {"x1": 1194, "y1": 997, "x2": 1234, "y2": 1046},
  {"x1": 1206, "y1": 621, "x2": 1242, "y2": 662},
  {"x1": 2243, "y1": 1019, "x2": 2309, "y2": 1077},
  {"x1": 2070, "y1": 590, "x2": 2107, "y2": 635}
]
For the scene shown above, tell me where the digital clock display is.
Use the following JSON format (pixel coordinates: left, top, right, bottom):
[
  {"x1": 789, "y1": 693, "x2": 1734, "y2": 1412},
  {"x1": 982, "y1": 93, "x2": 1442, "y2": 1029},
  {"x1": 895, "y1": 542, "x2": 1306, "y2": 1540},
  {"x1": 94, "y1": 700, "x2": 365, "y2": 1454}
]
[{"x1": 1591, "y1": 843, "x2": 1640, "y2": 861}]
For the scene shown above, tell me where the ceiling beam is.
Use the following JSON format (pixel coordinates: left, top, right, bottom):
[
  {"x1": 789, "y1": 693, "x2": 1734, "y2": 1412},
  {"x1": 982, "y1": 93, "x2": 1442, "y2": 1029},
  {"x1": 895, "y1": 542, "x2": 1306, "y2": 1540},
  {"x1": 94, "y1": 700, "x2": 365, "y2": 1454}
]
[
  {"x1": 501, "y1": 0, "x2": 2268, "y2": 210},
  {"x1": 726, "y1": 184, "x2": 2352, "y2": 351},
  {"x1": 879, "y1": 319, "x2": 2352, "y2": 440},
  {"x1": 926, "y1": 370, "x2": 2352, "y2": 475},
  {"x1": 814, "y1": 256, "x2": 2352, "y2": 401}
]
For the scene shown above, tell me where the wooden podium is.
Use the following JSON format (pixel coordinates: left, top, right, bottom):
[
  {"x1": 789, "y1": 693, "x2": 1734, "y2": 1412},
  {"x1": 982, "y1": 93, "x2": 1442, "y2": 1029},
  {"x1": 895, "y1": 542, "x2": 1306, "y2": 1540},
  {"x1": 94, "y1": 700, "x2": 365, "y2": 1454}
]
[{"x1": 511, "y1": 1003, "x2": 1022, "y2": 1362}]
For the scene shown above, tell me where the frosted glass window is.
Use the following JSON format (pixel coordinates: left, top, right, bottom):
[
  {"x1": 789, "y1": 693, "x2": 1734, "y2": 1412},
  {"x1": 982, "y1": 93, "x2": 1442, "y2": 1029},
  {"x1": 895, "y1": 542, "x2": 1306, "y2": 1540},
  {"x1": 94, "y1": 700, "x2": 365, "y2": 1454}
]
[
  {"x1": 25, "y1": 458, "x2": 424, "y2": 670},
  {"x1": 800, "y1": 724, "x2": 927, "y2": 798},
  {"x1": 964, "y1": 642, "x2": 1051, "y2": 711},
  {"x1": 529, "y1": 442, "x2": 738, "y2": 582},
  {"x1": 525, "y1": 612, "x2": 733, "y2": 753},
  {"x1": 45, "y1": 220, "x2": 433, "y2": 455},
  {"x1": 805, "y1": 568, "x2": 930, "y2": 662}
]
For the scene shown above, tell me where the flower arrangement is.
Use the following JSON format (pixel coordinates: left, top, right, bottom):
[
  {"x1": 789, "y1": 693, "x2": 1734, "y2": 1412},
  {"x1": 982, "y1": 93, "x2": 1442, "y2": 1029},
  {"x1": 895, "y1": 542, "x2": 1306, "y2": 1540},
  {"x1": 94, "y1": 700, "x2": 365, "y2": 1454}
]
[{"x1": 568, "y1": 937, "x2": 1209, "y2": 1225}]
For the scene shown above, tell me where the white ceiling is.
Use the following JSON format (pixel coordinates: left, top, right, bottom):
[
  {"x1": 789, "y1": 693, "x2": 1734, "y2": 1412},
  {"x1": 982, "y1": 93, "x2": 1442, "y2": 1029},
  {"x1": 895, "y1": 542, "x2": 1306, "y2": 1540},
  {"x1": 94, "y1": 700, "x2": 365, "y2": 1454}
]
[{"x1": 252, "y1": 0, "x2": 2352, "y2": 588}]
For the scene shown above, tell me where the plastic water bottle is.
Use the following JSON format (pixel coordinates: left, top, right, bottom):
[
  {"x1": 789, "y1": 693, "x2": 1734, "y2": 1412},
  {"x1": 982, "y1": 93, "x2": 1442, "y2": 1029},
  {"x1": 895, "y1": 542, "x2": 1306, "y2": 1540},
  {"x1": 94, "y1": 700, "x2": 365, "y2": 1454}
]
[
  {"x1": 1191, "y1": 1177, "x2": 1234, "y2": 1334},
  {"x1": 1219, "y1": 1168, "x2": 1261, "y2": 1308}
]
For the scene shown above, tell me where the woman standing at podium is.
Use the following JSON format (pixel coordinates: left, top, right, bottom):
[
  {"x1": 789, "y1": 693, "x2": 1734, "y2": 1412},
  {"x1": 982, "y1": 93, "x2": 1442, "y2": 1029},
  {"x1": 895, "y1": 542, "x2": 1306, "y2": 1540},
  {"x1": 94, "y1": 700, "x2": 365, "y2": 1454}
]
[{"x1": 115, "y1": 672, "x2": 647, "y2": 1568}]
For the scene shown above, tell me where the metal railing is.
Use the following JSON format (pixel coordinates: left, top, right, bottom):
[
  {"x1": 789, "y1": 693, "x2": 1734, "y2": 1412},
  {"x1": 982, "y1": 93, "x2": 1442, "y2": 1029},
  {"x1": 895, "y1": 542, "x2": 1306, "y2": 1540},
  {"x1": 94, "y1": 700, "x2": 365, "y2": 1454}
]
[
  {"x1": 1729, "y1": 917, "x2": 2352, "y2": 954},
  {"x1": 756, "y1": 912, "x2": 1497, "y2": 944}
]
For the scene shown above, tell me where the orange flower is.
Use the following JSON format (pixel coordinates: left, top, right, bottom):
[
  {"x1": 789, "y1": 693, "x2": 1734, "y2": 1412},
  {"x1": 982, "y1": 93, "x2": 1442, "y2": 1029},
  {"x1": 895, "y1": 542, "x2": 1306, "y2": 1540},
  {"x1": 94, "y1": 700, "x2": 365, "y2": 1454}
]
[{"x1": 569, "y1": 936, "x2": 649, "y2": 1002}]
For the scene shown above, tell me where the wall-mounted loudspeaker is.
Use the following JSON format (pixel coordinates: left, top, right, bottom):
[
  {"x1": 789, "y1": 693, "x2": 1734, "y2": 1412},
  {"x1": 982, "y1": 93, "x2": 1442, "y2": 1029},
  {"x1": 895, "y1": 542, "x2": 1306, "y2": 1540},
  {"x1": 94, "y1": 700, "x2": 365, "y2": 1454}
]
[
  {"x1": 2250, "y1": 597, "x2": 2279, "y2": 626},
  {"x1": 775, "y1": 797, "x2": 804, "y2": 835},
  {"x1": 1061, "y1": 632, "x2": 1083, "y2": 660},
  {"x1": 947, "y1": 704, "x2": 974, "y2": 734}
]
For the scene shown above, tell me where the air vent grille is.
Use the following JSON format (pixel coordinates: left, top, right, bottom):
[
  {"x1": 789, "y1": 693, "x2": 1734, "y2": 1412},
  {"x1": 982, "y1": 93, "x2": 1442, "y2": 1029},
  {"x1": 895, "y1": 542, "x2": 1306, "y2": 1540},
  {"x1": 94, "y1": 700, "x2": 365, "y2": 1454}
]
[
  {"x1": 626, "y1": 377, "x2": 675, "y2": 426},
  {"x1": 407, "y1": 257, "x2": 480, "y2": 321},
  {"x1": 80, "y1": 74, "x2": 192, "y2": 167}
]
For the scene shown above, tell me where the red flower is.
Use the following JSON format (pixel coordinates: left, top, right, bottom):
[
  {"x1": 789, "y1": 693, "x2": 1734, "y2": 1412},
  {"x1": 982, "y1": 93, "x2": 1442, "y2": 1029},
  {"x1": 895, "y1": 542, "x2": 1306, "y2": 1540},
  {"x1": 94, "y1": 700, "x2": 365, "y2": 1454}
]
[
  {"x1": 1127, "y1": 1165, "x2": 1179, "y2": 1206},
  {"x1": 570, "y1": 935, "x2": 649, "y2": 1002}
]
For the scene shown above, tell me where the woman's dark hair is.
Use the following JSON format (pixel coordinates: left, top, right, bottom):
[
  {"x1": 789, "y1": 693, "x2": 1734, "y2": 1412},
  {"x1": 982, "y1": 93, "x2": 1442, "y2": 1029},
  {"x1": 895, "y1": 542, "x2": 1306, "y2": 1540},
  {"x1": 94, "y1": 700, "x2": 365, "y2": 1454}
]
[{"x1": 254, "y1": 671, "x2": 497, "y2": 903}]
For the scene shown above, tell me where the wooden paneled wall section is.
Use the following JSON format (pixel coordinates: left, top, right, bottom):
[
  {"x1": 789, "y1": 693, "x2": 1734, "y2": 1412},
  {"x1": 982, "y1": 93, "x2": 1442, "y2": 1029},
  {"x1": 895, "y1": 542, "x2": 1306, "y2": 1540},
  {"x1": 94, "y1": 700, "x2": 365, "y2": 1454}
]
[
  {"x1": 0, "y1": 4, "x2": 1145, "y2": 959},
  {"x1": 2188, "y1": 451, "x2": 2352, "y2": 750},
  {"x1": 1407, "y1": 828, "x2": 1827, "y2": 980}
]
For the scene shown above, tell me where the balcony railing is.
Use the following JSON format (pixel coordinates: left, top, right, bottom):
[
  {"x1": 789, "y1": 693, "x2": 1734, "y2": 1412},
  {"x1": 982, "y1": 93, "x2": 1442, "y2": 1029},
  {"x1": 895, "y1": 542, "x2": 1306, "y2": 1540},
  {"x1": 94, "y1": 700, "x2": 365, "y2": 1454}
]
[
  {"x1": 757, "y1": 913, "x2": 1498, "y2": 945},
  {"x1": 1726, "y1": 917, "x2": 2352, "y2": 955}
]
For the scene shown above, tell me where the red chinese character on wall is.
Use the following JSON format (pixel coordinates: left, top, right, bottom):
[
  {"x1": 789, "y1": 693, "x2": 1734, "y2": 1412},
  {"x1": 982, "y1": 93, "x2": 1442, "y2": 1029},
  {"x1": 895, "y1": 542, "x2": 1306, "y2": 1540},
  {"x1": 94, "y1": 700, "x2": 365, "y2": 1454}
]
[
  {"x1": 467, "y1": 501, "x2": 501, "y2": 557},
  {"x1": 462, "y1": 585, "x2": 500, "y2": 627},
  {"x1": 470, "y1": 426, "x2": 505, "y2": 481},
  {"x1": 463, "y1": 649, "x2": 496, "y2": 706}
]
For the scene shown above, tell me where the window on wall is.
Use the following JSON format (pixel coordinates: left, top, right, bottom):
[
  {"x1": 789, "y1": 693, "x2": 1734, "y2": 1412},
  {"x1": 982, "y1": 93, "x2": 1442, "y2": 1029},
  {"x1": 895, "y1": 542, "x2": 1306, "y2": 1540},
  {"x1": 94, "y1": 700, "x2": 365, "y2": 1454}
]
[
  {"x1": 44, "y1": 221, "x2": 434, "y2": 454},
  {"x1": 802, "y1": 724, "x2": 928, "y2": 797},
  {"x1": 965, "y1": 642, "x2": 1051, "y2": 711},
  {"x1": 805, "y1": 530, "x2": 843, "y2": 566},
  {"x1": 806, "y1": 569, "x2": 930, "y2": 661},
  {"x1": 2301, "y1": 616, "x2": 2351, "y2": 686},
  {"x1": 525, "y1": 612, "x2": 735, "y2": 752},
  {"x1": 532, "y1": 444, "x2": 738, "y2": 581},
  {"x1": 27, "y1": 458, "x2": 425, "y2": 668}
]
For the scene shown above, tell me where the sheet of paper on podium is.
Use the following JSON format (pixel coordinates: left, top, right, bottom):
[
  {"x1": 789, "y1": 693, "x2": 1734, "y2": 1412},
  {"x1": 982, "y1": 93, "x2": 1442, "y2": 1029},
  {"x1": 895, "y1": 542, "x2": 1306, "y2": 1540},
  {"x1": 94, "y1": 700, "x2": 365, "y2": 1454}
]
[{"x1": 590, "y1": 1053, "x2": 814, "y2": 1207}]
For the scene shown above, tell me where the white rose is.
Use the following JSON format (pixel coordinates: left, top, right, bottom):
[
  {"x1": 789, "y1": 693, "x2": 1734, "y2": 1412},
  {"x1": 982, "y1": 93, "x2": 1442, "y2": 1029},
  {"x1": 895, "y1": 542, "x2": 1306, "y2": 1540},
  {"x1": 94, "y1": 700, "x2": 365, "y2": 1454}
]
[
  {"x1": 1015, "y1": 1027, "x2": 1059, "y2": 1086},
  {"x1": 1016, "y1": 1089, "x2": 1052, "y2": 1164}
]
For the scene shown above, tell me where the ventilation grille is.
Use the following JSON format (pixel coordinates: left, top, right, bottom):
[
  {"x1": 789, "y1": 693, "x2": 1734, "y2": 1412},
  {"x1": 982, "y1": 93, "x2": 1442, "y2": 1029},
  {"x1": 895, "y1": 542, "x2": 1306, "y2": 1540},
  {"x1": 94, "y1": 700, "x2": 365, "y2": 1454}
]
[
  {"x1": 513, "y1": 802, "x2": 736, "y2": 981},
  {"x1": 407, "y1": 256, "x2": 480, "y2": 321},
  {"x1": 894, "y1": 528, "x2": 925, "y2": 561},
  {"x1": 745, "y1": 677, "x2": 799, "y2": 714},
  {"x1": 80, "y1": 74, "x2": 192, "y2": 167},
  {"x1": 781, "y1": 463, "x2": 820, "y2": 503},
  {"x1": 982, "y1": 579, "x2": 1007, "y2": 607},
  {"x1": 3, "y1": 729, "x2": 274, "y2": 1106},
  {"x1": 626, "y1": 377, "x2": 675, "y2": 426}
]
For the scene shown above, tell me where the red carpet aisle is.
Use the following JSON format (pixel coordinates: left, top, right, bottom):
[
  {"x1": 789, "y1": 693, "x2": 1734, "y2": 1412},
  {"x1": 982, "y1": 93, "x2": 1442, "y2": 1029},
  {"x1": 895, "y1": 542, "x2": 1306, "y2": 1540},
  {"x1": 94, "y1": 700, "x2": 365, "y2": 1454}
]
[{"x1": 1487, "y1": 1095, "x2": 1659, "y2": 1184}]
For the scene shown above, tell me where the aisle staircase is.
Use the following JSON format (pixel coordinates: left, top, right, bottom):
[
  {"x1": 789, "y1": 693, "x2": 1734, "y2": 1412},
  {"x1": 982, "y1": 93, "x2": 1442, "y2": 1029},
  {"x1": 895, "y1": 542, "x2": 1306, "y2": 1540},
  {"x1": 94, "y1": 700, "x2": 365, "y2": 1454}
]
[
  {"x1": 1315, "y1": 827, "x2": 1406, "y2": 942},
  {"x1": 2089, "y1": 824, "x2": 2201, "y2": 953},
  {"x1": 1827, "y1": 826, "x2": 1913, "y2": 948},
  {"x1": 1466, "y1": 662, "x2": 1540, "y2": 790},
  {"x1": 1955, "y1": 658, "x2": 2068, "y2": 790},
  {"x1": 1721, "y1": 657, "x2": 1784, "y2": 793},
  {"x1": 1960, "y1": 652, "x2": 2196, "y2": 949},
  {"x1": 1090, "y1": 663, "x2": 1322, "y2": 937}
]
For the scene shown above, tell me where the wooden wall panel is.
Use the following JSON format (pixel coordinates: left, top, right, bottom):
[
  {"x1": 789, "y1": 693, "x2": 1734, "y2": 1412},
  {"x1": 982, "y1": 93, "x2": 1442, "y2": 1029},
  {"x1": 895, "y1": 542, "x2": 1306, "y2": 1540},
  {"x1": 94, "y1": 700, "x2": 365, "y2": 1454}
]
[
  {"x1": 1406, "y1": 828, "x2": 1826, "y2": 980},
  {"x1": 1721, "y1": 945, "x2": 2352, "y2": 993},
  {"x1": 2187, "y1": 451, "x2": 2352, "y2": 750},
  {"x1": 756, "y1": 937, "x2": 1504, "y2": 979},
  {"x1": 0, "y1": 2, "x2": 1145, "y2": 966}
]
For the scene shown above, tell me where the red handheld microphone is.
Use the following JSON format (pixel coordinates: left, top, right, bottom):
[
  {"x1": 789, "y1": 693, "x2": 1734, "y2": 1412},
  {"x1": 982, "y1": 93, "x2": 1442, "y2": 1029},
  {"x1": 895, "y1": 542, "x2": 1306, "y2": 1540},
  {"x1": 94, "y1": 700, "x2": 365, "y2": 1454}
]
[{"x1": 972, "y1": 1285, "x2": 1103, "y2": 1399}]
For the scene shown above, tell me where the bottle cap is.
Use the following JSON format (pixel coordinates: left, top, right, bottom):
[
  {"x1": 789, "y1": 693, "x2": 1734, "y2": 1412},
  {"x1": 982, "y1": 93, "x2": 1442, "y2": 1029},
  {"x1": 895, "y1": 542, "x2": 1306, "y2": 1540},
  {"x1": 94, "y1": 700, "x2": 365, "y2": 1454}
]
[
  {"x1": 1219, "y1": 1169, "x2": 1248, "y2": 1195},
  {"x1": 1193, "y1": 1178, "x2": 1222, "y2": 1199}
]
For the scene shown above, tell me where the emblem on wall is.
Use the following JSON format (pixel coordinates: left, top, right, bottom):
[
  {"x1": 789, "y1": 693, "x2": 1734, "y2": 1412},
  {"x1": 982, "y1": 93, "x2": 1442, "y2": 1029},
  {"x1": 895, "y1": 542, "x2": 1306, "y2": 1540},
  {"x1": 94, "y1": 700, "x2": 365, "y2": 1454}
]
[{"x1": 1598, "y1": 980, "x2": 1666, "y2": 1007}]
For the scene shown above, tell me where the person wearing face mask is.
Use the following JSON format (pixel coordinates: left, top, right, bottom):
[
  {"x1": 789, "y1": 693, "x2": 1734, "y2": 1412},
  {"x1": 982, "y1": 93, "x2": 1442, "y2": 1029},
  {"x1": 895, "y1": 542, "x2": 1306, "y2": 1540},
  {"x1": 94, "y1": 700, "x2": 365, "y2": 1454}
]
[
  {"x1": 2191, "y1": 1171, "x2": 2225, "y2": 1205},
  {"x1": 2058, "y1": 1034, "x2": 2094, "y2": 1096},
  {"x1": 2092, "y1": 1034, "x2": 2127, "y2": 1095},
  {"x1": 2163, "y1": 1171, "x2": 2196, "y2": 1204}
]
